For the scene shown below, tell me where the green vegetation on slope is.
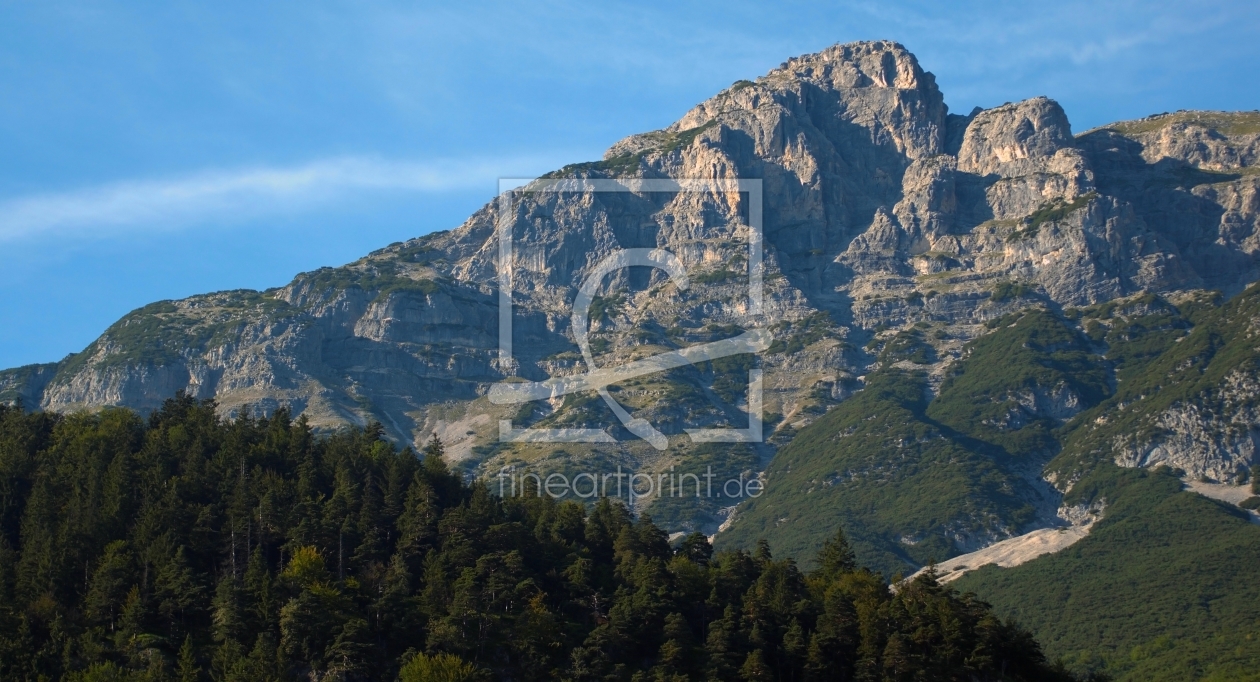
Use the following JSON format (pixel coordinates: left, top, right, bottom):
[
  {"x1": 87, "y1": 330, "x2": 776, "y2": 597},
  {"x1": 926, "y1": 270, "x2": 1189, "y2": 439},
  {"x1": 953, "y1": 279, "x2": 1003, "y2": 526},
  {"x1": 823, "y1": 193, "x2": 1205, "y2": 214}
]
[
  {"x1": 715, "y1": 368, "x2": 1037, "y2": 576},
  {"x1": 1050, "y1": 284, "x2": 1260, "y2": 485},
  {"x1": 41, "y1": 257, "x2": 453, "y2": 383},
  {"x1": 1007, "y1": 193, "x2": 1098, "y2": 242},
  {"x1": 723, "y1": 289, "x2": 1260, "y2": 679},
  {"x1": 1104, "y1": 110, "x2": 1260, "y2": 137},
  {"x1": 57, "y1": 292, "x2": 295, "y2": 374},
  {"x1": 1068, "y1": 292, "x2": 1194, "y2": 384},
  {"x1": 542, "y1": 121, "x2": 719, "y2": 179},
  {"x1": 0, "y1": 362, "x2": 58, "y2": 405},
  {"x1": 928, "y1": 310, "x2": 1109, "y2": 457},
  {"x1": 943, "y1": 289, "x2": 1260, "y2": 680},
  {"x1": 297, "y1": 263, "x2": 443, "y2": 304},
  {"x1": 767, "y1": 312, "x2": 842, "y2": 355},
  {"x1": 720, "y1": 312, "x2": 1109, "y2": 576},
  {"x1": 0, "y1": 396, "x2": 1078, "y2": 681},
  {"x1": 955, "y1": 464, "x2": 1260, "y2": 681}
]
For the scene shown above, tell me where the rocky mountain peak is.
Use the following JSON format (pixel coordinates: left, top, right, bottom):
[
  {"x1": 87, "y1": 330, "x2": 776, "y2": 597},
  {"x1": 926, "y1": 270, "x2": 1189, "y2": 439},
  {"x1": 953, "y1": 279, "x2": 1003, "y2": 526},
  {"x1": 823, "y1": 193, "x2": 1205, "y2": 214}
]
[
  {"x1": 771, "y1": 40, "x2": 935, "y2": 92},
  {"x1": 956, "y1": 96, "x2": 1076, "y2": 175},
  {"x1": 3, "y1": 45, "x2": 1258, "y2": 514},
  {"x1": 607, "y1": 40, "x2": 946, "y2": 167}
]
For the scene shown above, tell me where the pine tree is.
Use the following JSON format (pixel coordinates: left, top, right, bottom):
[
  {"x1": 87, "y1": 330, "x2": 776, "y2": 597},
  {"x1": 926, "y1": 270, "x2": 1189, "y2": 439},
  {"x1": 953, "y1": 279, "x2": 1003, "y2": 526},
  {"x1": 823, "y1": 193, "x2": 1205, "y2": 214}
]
[
  {"x1": 655, "y1": 611, "x2": 695, "y2": 678},
  {"x1": 177, "y1": 634, "x2": 201, "y2": 682},
  {"x1": 84, "y1": 540, "x2": 134, "y2": 630},
  {"x1": 211, "y1": 575, "x2": 245, "y2": 645},
  {"x1": 754, "y1": 538, "x2": 773, "y2": 563},
  {"x1": 679, "y1": 532, "x2": 714, "y2": 566},
  {"x1": 815, "y1": 527, "x2": 857, "y2": 580},
  {"x1": 807, "y1": 588, "x2": 860, "y2": 681},
  {"x1": 782, "y1": 618, "x2": 806, "y2": 681},
  {"x1": 0, "y1": 401, "x2": 1081, "y2": 682},
  {"x1": 155, "y1": 547, "x2": 203, "y2": 637},
  {"x1": 704, "y1": 605, "x2": 743, "y2": 681},
  {"x1": 740, "y1": 649, "x2": 772, "y2": 681},
  {"x1": 397, "y1": 652, "x2": 484, "y2": 682},
  {"x1": 243, "y1": 545, "x2": 274, "y2": 631},
  {"x1": 395, "y1": 475, "x2": 439, "y2": 564}
]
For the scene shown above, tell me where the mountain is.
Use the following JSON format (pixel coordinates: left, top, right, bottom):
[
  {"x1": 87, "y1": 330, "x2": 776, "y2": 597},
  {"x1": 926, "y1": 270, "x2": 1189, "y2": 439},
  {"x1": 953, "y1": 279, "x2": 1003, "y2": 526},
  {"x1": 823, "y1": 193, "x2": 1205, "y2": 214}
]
[
  {"x1": 5, "y1": 38, "x2": 1260, "y2": 679},
  {"x1": 4, "y1": 35, "x2": 1259, "y2": 522}
]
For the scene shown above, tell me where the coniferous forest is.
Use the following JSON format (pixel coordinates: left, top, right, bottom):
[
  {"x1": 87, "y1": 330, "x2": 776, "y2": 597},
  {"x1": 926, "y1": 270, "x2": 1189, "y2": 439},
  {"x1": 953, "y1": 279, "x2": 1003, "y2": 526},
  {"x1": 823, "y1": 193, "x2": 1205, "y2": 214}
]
[{"x1": 0, "y1": 395, "x2": 1085, "y2": 681}]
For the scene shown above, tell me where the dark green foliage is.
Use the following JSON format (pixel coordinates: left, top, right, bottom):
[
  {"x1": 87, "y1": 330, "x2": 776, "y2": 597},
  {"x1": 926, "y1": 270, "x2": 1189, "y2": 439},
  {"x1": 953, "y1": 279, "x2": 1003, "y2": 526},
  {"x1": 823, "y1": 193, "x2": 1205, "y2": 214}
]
[
  {"x1": 1066, "y1": 292, "x2": 1194, "y2": 390},
  {"x1": 398, "y1": 651, "x2": 486, "y2": 681},
  {"x1": 723, "y1": 287, "x2": 1260, "y2": 680},
  {"x1": 57, "y1": 293, "x2": 292, "y2": 373},
  {"x1": 716, "y1": 369, "x2": 1037, "y2": 575},
  {"x1": 299, "y1": 265, "x2": 441, "y2": 304},
  {"x1": 0, "y1": 362, "x2": 59, "y2": 405},
  {"x1": 645, "y1": 442, "x2": 760, "y2": 534},
  {"x1": 387, "y1": 235, "x2": 445, "y2": 264},
  {"x1": 47, "y1": 258, "x2": 449, "y2": 379},
  {"x1": 767, "y1": 312, "x2": 838, "y2": 355},
  {"x1": 1049, "y1": 283, "x2": 1260, "y2": 486},
  {"x1": 721, "y1": 312, "x2": 1114, "y2": 575},
  {"x1": 928, "y1": 310, "x2": 1109, "y2": 456},
  {"x1": 534, "y1": 391, "x2": 622, "y2": 430},
  {"x1": 657, "y1": 121, "x2": 718, "y2": 155},
  {"x1": 691, "y1": 267, "x2": 739, "y2": 284},
  {"x1": 955, "y1": 464, "x2": 1260, "y2": 680},
  {"x1": 544, "y1": 121, "x2": 719, "y2": 179},
  {"x1": 942, "y1": 288, "x2": 1260, "y2": 680},
  {"x1": 704, "y1": 354, "x2": 756, "y2": 405},
  {"x1": 1007, "y1": 193, "x2": 1097, "y2": 241},
  {"x1": 990, "y1": 281, "x2": 1036, "y2": 302},
  {"x1": 586, "y1": 293, "x2": 626, "y2": 323},
  {"x1": 878, "y1": 328, "x2": 936, "y2": 366},
  {"x1": 0, "y1": 397, "x2": 1075, "y2": 681}
]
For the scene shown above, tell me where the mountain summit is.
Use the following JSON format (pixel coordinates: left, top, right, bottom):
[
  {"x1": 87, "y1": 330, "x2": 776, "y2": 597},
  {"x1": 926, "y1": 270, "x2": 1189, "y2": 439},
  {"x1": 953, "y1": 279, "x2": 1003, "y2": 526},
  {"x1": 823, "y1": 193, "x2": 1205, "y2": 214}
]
[
  {"x1": 3, "y1": 39, "x2": 1259, "y2": 519},
  {"x1": 6, "y1": 41, "x2": 1260, "y2": 677}
]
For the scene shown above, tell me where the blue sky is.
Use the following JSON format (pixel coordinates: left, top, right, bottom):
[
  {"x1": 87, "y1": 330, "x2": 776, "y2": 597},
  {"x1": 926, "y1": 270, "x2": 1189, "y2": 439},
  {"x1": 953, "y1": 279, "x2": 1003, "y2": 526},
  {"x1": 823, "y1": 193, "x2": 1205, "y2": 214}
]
[{"x1": 1, "y1": 1, "x2": 1258, "y2": 369}]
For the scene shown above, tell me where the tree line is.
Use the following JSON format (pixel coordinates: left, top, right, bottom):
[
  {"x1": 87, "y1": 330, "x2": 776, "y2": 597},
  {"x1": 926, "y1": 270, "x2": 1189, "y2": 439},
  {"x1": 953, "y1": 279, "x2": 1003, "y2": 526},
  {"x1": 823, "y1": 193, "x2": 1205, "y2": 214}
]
[{"x1": 0, "y1": 394, "x2": 1088, "y2": 681}]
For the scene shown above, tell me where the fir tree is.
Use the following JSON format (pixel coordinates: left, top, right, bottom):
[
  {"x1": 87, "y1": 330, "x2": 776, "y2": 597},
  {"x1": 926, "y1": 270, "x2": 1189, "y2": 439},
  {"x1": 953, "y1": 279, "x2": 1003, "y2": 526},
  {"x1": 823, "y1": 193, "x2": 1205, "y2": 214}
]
[{"x1": 0, "y1": 400, "x2": 1081, "y2": 682}]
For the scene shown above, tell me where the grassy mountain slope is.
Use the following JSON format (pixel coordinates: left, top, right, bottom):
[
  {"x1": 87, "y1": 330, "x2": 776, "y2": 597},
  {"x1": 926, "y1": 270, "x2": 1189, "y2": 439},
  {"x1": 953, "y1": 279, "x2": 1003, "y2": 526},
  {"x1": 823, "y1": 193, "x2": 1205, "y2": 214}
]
[
  {"x1": 1050, "y1": 285, "x2": 1260, "y2": 486},
  {"x1": 954, "y1": 465, "x2": 1260, "y2": 681},
  {"x1": 717, "y1": 311, "x2": 1108, "y2": 575},
  {"x1": 927, "y1": 310, "x2": 1109, "y2": 457},
  {"x1": 946, "y1": 286, "x2": 1260, "y2": 680},
  {"x1": 714, "y1": 368, "x2": 1035, "y2": 575}
]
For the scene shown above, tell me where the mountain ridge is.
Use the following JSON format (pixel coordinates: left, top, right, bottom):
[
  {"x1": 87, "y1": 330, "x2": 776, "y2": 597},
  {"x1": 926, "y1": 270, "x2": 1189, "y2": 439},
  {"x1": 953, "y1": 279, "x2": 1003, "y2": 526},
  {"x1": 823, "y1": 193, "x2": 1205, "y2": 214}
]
[
  {"x1": 6, "y1": 39, "x2": 1260, "y2": 681},
  {"x1": 3, "y1": 41, "x2": 1260, "y2": 539}
]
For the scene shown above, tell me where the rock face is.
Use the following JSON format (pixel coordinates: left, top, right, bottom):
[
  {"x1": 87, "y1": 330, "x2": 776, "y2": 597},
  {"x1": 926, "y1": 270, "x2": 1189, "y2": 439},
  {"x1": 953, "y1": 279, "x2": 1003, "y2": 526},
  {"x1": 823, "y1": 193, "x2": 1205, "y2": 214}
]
[
  {"x1": 956, "y1": 97, "x2": 1076, "y2": 175},
  {"x1": 1112, "y1": 389, "x2": 1259, "y2": 482},
  {"x1": 4, "y1": 41, "x2": 1260, "y2": 535},
  {"x1": 1107, "y1": 351, "x2": 1260, "y2": 482}
]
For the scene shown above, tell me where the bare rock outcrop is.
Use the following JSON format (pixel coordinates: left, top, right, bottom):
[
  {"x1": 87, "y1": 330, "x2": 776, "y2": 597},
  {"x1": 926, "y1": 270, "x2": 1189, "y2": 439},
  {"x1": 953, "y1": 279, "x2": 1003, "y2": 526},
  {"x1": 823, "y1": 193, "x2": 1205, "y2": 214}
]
[
  {"x1": 4, "y1": 43, "x2": 1260, "y2": 501},
  {"x1": 957, "y1": 97, "x2": 1076, "y2": 176},
  {"x1": 1113, "y1": 367, "x2": 1260, "y2": 482}
]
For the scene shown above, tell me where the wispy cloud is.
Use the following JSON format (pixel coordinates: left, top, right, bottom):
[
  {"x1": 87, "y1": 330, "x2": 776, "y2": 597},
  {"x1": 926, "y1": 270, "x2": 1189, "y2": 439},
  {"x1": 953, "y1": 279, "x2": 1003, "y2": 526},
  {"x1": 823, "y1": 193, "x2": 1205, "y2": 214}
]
[{"x1": 0, "y1": 154, "x2": 575, "y2": 241}]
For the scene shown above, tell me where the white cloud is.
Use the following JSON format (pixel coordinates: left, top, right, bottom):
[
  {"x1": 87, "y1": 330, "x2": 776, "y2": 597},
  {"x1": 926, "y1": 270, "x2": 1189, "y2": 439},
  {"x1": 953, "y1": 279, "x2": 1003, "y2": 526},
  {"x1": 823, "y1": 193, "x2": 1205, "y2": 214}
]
[{"x1": 0, "y1": 154, "x2": 576, "y2": 241}]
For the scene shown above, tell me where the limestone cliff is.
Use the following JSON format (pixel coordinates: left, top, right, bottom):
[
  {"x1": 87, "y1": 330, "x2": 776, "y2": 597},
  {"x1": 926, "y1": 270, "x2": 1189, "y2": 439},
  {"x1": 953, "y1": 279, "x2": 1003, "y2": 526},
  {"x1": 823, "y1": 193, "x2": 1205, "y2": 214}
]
[{"x1": 4, "y1": 41, "x2": 1260, "y2": 538}]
